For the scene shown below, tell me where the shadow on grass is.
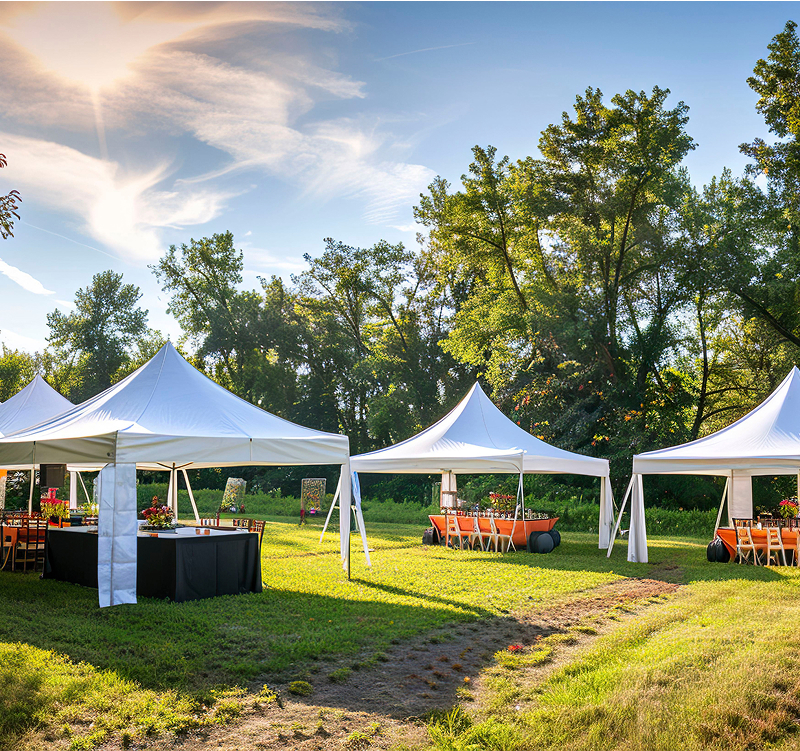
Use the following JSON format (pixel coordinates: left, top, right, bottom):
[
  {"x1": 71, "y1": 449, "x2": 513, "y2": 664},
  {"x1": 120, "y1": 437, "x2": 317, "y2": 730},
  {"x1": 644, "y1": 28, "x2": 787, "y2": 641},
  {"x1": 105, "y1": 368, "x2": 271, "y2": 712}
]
[
  {"x1": 350, "y1": 577, "x2": 491, "y2": 617},
  {"x1": 452, "y1": 536, "x2": 787, "y2": 584}
]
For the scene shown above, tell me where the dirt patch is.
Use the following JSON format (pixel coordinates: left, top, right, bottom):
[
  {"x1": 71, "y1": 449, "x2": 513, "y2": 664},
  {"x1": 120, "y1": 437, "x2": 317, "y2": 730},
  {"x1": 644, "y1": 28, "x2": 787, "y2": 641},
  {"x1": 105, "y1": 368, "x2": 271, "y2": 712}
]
[{"x1": 129, "y1": 578, "x2": 679, "y2": 750}]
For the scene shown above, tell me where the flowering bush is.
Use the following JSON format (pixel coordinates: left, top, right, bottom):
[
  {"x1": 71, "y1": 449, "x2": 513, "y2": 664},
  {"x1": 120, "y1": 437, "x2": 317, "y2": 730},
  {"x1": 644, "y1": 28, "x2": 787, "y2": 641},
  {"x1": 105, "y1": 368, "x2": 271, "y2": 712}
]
[
  {"x1": 41, "y1": 499, "x2": 69, "y2": 518},
  {"x1": 141, "y1": 497, "x2": 174, "y2": 528},
  {"x1": 778, "y1": 497, "x2": 799, "y2": 519},
  {"x1": 80, "y1": 502, "x2": 99, "y2": 516}
]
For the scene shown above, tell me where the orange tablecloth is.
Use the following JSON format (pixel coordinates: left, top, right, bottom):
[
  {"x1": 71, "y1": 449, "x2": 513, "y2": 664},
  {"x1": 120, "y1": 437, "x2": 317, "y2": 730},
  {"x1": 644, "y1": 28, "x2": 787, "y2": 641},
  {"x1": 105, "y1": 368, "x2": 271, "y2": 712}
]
[
  {"x1": 717, "y1": 527, "x2": 800, "y2": 558},
  {"x1": 429, "y1": 514, "x2": 558, "y2": 548}
]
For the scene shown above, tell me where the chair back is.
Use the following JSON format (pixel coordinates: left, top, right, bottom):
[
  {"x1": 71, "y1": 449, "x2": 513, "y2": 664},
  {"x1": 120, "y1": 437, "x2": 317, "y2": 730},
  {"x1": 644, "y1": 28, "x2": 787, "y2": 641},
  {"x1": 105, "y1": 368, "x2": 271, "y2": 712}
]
[
  {"x1": 733, "y1": 518, "x2": 752, "y2": 528},
  {"x1": 766, "y1": 527, "x2": 783, "y2": 546},
  {"x1": 248, "y1": 519, "x2": 266, "y2": 547},
  {"x1": 446, "y1": 512, "x2": 460, "y2": 535},
  {"x1": 231, "y1": 518, "x2": 254, "y2": 529},
  {"x1": 489, "y1": 513, "x2": 500, "y2": 536},
  {"x1": 17, "y1": 517, "x2": 48, "y2": 572},
  {"x1": 736, "y1": 525, "x2": 753, "y2": 546}
]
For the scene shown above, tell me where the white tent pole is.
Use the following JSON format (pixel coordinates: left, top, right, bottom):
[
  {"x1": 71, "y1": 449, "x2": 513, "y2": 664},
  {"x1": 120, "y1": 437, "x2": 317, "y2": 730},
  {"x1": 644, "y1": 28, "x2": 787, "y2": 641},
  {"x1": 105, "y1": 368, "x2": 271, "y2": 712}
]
[
  {"x1": 166, "y1": 468, "x2": 174, "y2": 514},
  {"x1": 78, "y1": 471, "x2": 91, "y2": 503},
  {"x1": 728, "y1": 470, "x2": 734, "y2": 526},
  {"x1": 69, "y1": 471, "x2": 78, "y2": 510},
  {"x1": 714, "y1": 477, "x2": 730, "y2": 534},
  {"x1": 28, "y1": 468, "x2": 34, "y2": 514},
  {"x1": 181, "y1": 468, "x2": 200, "y2": 523},
  {"x1": 320, "y1": 475, "x2": 342, "y2": 541},
  {"x1": 796, "y1": 471, "x2": 799, "y2": 502},
  {"x1": 606, "y1": 476, "x2": 635, "y2": 558}
]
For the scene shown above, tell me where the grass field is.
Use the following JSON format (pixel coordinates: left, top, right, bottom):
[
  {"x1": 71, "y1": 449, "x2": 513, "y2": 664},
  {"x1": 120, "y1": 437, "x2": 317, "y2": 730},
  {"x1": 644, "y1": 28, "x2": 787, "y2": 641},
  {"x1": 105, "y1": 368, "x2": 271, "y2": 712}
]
[{"x1": 1, "y1": 519, "x2": 798, "y2": 750}]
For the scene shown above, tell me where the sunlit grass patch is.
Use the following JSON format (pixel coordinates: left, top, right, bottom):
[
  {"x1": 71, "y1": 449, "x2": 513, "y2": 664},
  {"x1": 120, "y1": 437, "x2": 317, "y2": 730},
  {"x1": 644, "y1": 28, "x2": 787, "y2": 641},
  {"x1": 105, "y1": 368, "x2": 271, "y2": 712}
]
[{"x1": 0, "y1": 642, "x2": 246, "y2": 750}]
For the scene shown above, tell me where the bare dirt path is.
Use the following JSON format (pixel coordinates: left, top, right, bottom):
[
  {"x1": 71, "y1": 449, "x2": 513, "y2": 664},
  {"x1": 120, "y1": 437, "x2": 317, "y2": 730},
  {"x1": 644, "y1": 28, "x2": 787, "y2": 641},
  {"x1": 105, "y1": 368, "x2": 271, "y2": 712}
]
[{"x1": 134, "y1": 577, "x2": 680, "y2": 751}]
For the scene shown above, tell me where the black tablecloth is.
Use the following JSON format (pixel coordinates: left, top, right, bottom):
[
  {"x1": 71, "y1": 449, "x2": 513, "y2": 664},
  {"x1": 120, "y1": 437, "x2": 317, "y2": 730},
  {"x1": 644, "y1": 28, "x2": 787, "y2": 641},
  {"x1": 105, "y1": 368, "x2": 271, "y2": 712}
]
[{"x1": 43, "y1": 528, "x2": 262, "y2": 602}]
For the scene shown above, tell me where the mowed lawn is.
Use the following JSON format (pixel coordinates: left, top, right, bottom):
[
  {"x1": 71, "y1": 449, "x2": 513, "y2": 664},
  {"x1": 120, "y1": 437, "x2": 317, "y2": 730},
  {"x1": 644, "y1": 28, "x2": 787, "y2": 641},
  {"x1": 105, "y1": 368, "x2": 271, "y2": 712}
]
[{"x1": 1, "y1": 519, "x2": 798, "y2": 749}]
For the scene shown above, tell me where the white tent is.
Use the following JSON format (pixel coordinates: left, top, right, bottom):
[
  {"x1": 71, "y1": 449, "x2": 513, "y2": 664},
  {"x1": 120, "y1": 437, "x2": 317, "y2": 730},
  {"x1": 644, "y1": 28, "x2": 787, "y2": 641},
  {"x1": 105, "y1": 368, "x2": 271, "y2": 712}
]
[
  {"x1": 0, "y1": 374, "x2": 73, "y2": 435},
  {"x1": 350, "y1": 382, "x2": 614, "y2": 547},
  {"x1": 613, "y1": 366, "x2": 800, "y2": 564},
  {"x1": 0, "y1": 374, "x2": 74, "y2": 512},
  {"x1": 0, "y1": 342, "x2": 352, "y2": 606}
]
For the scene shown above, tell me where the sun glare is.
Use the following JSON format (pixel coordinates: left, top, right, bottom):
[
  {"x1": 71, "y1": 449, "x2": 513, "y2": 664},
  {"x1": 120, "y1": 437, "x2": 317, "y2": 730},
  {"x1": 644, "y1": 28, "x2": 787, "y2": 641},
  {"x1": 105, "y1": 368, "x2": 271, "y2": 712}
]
[{"x1": 8, "y1": 3, "x2": 192, "y2": 92}]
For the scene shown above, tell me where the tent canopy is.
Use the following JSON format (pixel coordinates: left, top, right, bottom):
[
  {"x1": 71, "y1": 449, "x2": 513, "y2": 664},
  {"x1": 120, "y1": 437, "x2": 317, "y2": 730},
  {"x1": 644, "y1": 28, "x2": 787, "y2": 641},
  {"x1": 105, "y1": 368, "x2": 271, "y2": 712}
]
[
  {"x1": 0, "y1": 342, "x2": 349, "y2": 469},
  {"x1": 0, "y1": 374, "x2": 73, "y2": 437},
  {"x1": 351, "y1": 382, "x2": 609, "y2": 477},
  {"x1": 616, "y1": 366, "x2": 800, "y2": 565},
  {"x1": 633, "y1": 366, "x2": 800, "y2": 476}
]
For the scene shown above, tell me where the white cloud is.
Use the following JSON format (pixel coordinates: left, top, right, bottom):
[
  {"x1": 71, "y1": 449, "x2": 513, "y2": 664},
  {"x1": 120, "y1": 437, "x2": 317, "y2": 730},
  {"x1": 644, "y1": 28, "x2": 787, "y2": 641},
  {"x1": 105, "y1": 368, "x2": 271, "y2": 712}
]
[
  {"x1": 0, "y1": 1, "x2": 436, "y2": 254},
  {"x1": 1, "y1": 132, "x2": 235, "y2": 261},
  {"x1": 0, "y1": 258, "x2": 54, "y2": 295},
  {"x1": 0, "y1": 328, "x2": 45, "y2": 353}
]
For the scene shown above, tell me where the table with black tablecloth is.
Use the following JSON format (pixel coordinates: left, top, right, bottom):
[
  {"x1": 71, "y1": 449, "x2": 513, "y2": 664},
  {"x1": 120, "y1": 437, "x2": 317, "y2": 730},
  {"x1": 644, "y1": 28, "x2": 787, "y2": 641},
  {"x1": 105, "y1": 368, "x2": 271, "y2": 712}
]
[{"x1": 43, "y1": 527, "x2": 262, "y2": 602}]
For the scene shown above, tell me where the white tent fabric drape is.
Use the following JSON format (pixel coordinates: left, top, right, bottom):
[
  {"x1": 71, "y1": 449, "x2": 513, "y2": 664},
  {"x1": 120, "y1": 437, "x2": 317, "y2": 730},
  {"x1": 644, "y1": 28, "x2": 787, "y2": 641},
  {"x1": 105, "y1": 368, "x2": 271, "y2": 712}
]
[
  {"x1": 351, "y1": 382, "x2": 613, "y2": 547},
  {"x1": 97, "y1": 463, "x2": 137, "y2": 607}
]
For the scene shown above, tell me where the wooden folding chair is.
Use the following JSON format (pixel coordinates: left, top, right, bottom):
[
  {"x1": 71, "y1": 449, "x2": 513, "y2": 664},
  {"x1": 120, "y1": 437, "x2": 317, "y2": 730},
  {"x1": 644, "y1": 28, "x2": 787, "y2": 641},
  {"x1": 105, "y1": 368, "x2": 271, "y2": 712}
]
[
  {"x1": 248, "y1": 519, "x2": 266, "y2": 548},
  {"x1": 735, "y1": 523, "x2": 760, "y2": 565},
  {"x1": 489, "y1": 513, "x2": 515, "y2": 553},
  {"x1": 791, "y1": 530, "x2": 800, "y2": 567},
  {"x1": 765, "y1": 527, "x2": 788, "y2": 566},
  {"x1": 445, "y1": 512, "x2": 471, "y2": 550},
  {"x1": 465, "y1": 516, "x2": 485, "y2": 551},
  {"x1": 0, "y1": 524, "x2": 19, "y2": 571},
  {"x1": 15, "y1": 517, "x2": 48, "y2": 573}
]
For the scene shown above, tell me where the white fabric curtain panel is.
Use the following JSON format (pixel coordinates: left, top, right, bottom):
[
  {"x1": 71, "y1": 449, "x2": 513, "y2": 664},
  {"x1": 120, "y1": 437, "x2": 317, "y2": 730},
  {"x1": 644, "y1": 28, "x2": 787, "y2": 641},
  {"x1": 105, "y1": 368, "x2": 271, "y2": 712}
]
[
  {"x1": 598, "y1": 475, "x2": 615, "y2": 549},
  {"x1": 97, "y1": 463, "x2": 138, "y2": 608}
]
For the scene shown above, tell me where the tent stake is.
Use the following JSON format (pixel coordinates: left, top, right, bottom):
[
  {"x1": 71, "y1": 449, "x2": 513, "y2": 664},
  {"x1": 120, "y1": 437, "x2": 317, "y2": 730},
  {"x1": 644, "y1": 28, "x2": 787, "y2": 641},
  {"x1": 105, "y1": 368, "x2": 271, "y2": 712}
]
[{"x1": 606, "y1": 476, "x2": 635, "y2": 558}]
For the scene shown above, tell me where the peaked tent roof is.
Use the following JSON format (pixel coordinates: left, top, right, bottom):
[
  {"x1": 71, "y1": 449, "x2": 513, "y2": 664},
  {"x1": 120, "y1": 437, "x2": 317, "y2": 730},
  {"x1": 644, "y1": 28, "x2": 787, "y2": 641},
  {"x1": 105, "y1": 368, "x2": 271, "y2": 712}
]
[
  {"x1": 633, "y1": 366, "x2": 800, "y2": 476},
  {"x1": 0, "y1": 374, "x2": 73, "y2": 437},
  {"x1": 0, "y1": 342, "x2": 349, "y2": 469},
  {"x1": 350, "y1": 382, "x2": 608, "y2": 477}
]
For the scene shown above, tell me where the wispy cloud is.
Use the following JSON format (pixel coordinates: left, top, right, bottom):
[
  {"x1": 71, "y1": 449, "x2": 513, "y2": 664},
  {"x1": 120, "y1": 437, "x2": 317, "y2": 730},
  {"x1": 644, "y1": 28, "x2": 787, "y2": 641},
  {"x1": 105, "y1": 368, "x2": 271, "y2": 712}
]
[
  {"x1": 0, "y1": 258, "x2": 54, "y2": 295},
  {"x1": 2, "y1": 132, "x2": 235, "y2": 262},
  {"x1": 375, "y1": 42, "x2": 475, "y2": 62},
  {"x1": 0, "y1": 328, "x2": 46, "y2": 353},
  {"x1": 0, "y1": 1, "x2": 435, "y2": 244}
]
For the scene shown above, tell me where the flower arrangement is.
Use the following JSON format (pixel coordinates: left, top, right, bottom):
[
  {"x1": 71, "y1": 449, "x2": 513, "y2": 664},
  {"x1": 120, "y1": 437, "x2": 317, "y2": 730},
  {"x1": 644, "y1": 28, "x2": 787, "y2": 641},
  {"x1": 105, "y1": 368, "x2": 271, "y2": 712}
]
[
  {"x1": 80, "y1": 501, "x2": 99, "y2": 516},
  {"x1": 778, "y1": 497, "x2": 799, "y2": 519},
  {"x1": 41, "y1": 499, "x2": 69, "y2": 519},
  {"x1": 141, "y1": 496, "x2": 174, "y2": 529},
  {"x1": 489, "y1": 492, "x2": 516, "y2": 512},
  {"x1": 221, "y1": 478, "x2": 247, "y2": 513}
]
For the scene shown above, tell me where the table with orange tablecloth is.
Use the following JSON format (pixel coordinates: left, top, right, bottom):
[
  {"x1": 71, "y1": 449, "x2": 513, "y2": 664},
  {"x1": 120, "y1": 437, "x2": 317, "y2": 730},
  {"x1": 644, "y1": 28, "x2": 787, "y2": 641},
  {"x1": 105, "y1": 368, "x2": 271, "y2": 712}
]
[{"x1": 717, "y1": 526, "x2": 800, "y2": 561}]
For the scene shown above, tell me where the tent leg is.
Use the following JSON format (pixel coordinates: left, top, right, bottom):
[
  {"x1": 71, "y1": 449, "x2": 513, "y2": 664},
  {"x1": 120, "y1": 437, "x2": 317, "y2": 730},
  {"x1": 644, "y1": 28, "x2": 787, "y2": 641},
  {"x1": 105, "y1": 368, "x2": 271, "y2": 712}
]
[
  {"x1": 181, "y1": 469, "x2": 200, "y2": 523},
  {"x1": 69, "y1": 471, "x2": 78, "y2": 510},
  {"x1": 78, "y1": 472, "x2": 91, "y2": 503},
  {"x1": 607, "y1": 476, "x2": 635, "y2": 558},
  {"x1": 714, "y1": 477, "x2": 730, "y2": 535},
  {"x1": 28, "y1": 468, "x2": 34, "y2": 514},
  {"x1": 320, "y1": 476, "x2": 342, "y2": 542}
]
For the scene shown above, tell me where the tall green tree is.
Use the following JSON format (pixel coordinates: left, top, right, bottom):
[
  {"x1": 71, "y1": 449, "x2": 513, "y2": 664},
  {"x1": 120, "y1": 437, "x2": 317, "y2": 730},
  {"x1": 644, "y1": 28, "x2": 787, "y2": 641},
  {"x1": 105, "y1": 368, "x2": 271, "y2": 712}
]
[
  {"x1": 152, "y1": 232, "x2": 301, "y2": 414},
  {"x1": 46, "y1": 270, "x2": 151, "y2": 401}
]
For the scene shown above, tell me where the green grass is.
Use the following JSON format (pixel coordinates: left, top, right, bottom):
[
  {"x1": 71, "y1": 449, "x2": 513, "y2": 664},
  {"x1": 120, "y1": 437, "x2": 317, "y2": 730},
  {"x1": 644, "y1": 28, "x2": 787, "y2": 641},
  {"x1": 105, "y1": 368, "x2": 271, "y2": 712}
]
[{"x1": 0, "y1": 520, "x2": 795, "y2": 749}]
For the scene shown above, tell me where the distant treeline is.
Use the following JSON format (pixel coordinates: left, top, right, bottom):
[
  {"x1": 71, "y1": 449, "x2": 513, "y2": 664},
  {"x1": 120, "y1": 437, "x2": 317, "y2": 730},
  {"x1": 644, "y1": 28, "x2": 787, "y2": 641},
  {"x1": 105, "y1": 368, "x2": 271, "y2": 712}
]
[{"x1": 5, "y1": 22, "x2": 800, "y2": 513}]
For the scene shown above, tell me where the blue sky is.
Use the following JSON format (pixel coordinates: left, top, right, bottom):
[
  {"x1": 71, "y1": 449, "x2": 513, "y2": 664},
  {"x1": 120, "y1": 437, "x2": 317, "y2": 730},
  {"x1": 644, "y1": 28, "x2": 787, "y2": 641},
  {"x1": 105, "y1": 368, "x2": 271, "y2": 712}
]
[{"x1": 0, "y1": 2, "x2": 794, "y2": 352}]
